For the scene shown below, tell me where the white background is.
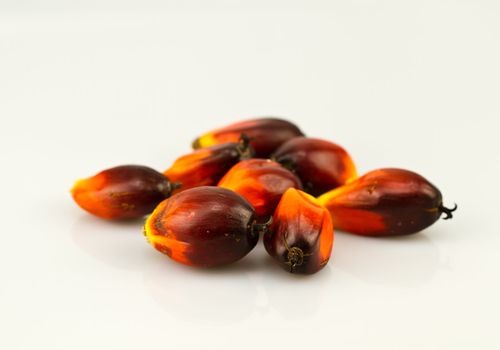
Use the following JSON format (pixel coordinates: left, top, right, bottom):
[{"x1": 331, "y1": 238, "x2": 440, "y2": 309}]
[{"x1": 1, "y1": 1, "x2": 499, "y2": 349}]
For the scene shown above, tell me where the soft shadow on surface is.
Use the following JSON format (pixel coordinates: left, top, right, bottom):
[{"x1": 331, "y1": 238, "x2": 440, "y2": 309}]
[
  {"x1": 142, "y1": 251, "x2": 260, "y2": 324},
  {"x1": 142, "y1": 244, "x2": 334, "y2": 323},
  {"x1": 71, "y1": 215, "x2": 442, "y2": 323},
  {"x1": 259, "y1": 252, "x2": 334, "y2": 320},
  {"x1": 333, "y1": 229, "x2": 442, "y2": 287},
  {"x1": 72, "y1": 214, "x2": 333, "y2": 323},
  {"x1": 71, "y1": 215, "x2": 147, "y2": 270},
  {"x1": 72, "y1": 214, "x2": 262, "y2": 323}
]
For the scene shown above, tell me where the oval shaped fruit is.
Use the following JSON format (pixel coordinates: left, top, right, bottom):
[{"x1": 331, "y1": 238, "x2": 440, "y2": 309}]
[
  {"x1": 71, "y1": 165, "x2": 175, "y2": 220},
  {"x1": 144, "y1": 186, "x2": 262, "y2": 267},
  {"x1": 264, "y1": 188, "x2": 334, "y2": 274},
  {"x1": 218, "y1": 159, "x2": 303, "y2": 218},
  {"x1": 192, "y1": 117, "x2": 304, "y2": 158},
  {"x1": 272, "y1": 137, "x2": 357, "y2": 196},
  {"x1": 318, "y1": 168, "x2": 457, "y2": 236},
  {"x1": 164, "y1": 137, "x2": 253, "y2": 195}
]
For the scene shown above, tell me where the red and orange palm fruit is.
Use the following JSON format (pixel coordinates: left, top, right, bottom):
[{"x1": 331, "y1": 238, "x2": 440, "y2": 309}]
[
  {"x1": 318, "y1": 168, "x2": 457, "y2": 236},
  {"x1": 144, "y1": 186, "x2": 263, "y2": 267},
  {"x1": 218, "y1": 159, "x2": 303, "y2": 218},
  {"x1": 71, "y1": 165, "x2": 175, "y2": 220},
  {"x1": 192, "y1": 117, "x2": 304, "y2": 158},
  {"x1": 272, "y1": 137, "x2": 357, "y2": 196},
  {"x1": 264, "y1": 188, "x2": 333, "y2": 274},
  {"x1": 164, "y1": 138, "x2": 253, "y2": 195}
]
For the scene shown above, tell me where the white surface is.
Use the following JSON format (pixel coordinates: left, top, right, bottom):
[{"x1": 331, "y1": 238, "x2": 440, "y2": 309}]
[{"x1": 1, "y1": 1, "x2": 499, "y2": 349}]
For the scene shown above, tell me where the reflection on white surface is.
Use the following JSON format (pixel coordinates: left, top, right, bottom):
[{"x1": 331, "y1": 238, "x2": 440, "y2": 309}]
[
  {"x1": 72, "y1": 215, "x2": 261, "y2": 323},
  {"x1": 259, "y1": 254, "x2": 333, "y2": 320},
  {"x1": 72, "y1": 217, "x2": 332, "y2": 323},
  {"x1": 334, "y1": 230, "x2": 443, "y2": 287},
  {"x1": 143, "y1": 255, "x2": 259, "y2": 324},
  {"x1": 143, "y1": 247, "x2": 334, "y2": 323}
]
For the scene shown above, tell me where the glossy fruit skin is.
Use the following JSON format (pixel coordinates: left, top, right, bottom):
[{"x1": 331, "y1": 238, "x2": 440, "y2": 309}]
[
  {"x1": 164, "y1": 140, "x2": 253, "y2": 195},
  {"x1": 144, "y1": 186, "x2": 259, "y2": 267},
  {"x1": 264, "y1": 188, "x2": 334, "y2": 274},
  {"x1": 218, "y1": 159, "x2": 303, "y2": 218},
  {"x1": 318, "y1": 168, "x2": 455, "y2": 236},
  {"x1": 272, "y1": 137, "x2": 357, "y2": 196},
  {"x1": 192, "y1": 117, "x2": 304, "y2": 158},
  {"x1": 71, "y1": 165, "x2": 173, "y2": 220}
]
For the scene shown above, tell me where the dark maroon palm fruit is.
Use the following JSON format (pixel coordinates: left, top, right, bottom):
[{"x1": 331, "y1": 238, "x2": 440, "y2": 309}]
[
  {"x1": 264, "y1": 188, "x2": 334, "y2": 274},
  {"x1": 164, "y1": 136, "x2": 254, "y2": 195},
  {"x1": 71, "y1": 165, "x2": 176, "y2": 220},
  {"x1": 192, "y1": 117, "x2": 305, "y2": 158},
  {"x1": 272, "y1": 137, "x2": 357, "y2": 196},
  {"x1": 318, "y1": 168, "x2": 457, "y2": 236},
  {"x1": 144, "y1": 186, "x2": 268, "y2": 267}
]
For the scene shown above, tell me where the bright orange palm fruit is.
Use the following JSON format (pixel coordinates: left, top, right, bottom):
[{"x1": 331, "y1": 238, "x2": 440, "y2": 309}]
[
  {"x1": 318, "y1": 168, "x2": 457, "y2": 236},
  {"x1": 71, "y1": 165, "x2": 175, "y2": 220},
  {"x1": 218, "y1": 159, "x2": 303, "y2": 218},
  {"x1": 164, "y1": 137, "x2": 253, "y2": 195},
  {"x1": 192, "y1": 117, "x2": 304, "y2": 158},
  {"x1": 264, "y1": 188, "x2": 333, "y2": 274},
  {"x1": 144, "y1": 186, "x2": 264, "y2": 267},
  {"x1": 272, "y1": 137, "x2": 357, "y2": 196}
]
